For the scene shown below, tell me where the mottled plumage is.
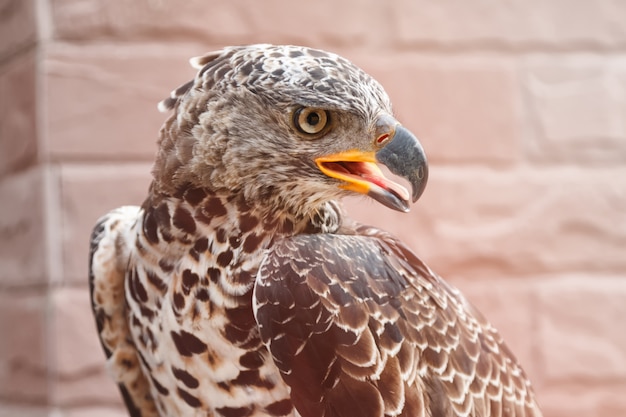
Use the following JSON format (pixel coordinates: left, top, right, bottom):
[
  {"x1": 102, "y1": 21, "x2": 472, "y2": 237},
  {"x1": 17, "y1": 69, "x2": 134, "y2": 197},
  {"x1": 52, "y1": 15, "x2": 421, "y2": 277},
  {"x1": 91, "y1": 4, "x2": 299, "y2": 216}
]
[{"x1": 89, "y1": 44, "x2": 542, "y2": 417}]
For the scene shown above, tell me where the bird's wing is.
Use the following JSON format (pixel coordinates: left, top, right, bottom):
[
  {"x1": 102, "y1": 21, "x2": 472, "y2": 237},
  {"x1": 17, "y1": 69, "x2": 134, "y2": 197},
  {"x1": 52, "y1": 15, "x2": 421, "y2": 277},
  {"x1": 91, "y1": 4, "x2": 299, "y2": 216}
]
[
  {"x1": 89, "y1": 206, "x2": 159, "y2": 417},
  {"x1": 254, "y1": 224, "x2": 541, "y2": 417}
]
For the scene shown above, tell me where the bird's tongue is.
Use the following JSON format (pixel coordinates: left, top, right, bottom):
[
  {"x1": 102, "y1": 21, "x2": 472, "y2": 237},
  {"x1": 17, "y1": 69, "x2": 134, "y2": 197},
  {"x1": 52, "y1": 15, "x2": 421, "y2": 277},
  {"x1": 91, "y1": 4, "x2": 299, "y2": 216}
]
[
  {"x1": 359, "y1": 170, "x2": 410, "y2": 202},
  {"x1": 329, "y1": 161, "x2": 411, "y2": 204}
]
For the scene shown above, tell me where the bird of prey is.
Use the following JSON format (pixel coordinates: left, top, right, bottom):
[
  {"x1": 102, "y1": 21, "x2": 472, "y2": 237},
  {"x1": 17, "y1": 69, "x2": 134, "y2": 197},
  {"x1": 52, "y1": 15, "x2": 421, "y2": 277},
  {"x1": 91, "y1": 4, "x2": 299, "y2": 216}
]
[{"x1": 89, "y1": 44, "x2": 542, "y2": 417}]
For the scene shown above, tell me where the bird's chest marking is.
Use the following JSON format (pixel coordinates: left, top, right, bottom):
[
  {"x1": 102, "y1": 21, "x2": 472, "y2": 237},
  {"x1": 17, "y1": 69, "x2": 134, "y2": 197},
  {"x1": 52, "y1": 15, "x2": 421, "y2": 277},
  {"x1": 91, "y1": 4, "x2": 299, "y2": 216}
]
[{"x1": 126, "y1": 190, "x2": 306, "y2": 413}]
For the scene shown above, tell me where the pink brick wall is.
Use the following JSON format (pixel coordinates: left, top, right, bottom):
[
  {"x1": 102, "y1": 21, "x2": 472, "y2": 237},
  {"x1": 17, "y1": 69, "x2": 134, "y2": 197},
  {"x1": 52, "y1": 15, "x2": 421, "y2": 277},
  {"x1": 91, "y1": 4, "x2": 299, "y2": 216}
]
[{"x1": 1, "y1": 1, "x2": 625, "y2": 416}]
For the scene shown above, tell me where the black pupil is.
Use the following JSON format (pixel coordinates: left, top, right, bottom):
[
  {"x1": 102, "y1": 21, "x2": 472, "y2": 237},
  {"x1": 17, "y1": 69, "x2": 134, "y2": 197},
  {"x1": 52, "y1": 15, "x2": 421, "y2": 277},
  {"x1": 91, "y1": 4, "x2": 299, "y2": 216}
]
[{"x1": 306, "y1": 112, "x2": 320, "y2": 126}]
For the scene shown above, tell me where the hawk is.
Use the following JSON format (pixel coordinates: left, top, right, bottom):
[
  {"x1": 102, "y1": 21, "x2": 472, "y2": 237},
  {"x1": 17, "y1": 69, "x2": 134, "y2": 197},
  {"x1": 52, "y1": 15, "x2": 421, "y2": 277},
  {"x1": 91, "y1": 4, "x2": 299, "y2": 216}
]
[{"x1": 89, "y1": 44, "x2": 542, "y2": 417}]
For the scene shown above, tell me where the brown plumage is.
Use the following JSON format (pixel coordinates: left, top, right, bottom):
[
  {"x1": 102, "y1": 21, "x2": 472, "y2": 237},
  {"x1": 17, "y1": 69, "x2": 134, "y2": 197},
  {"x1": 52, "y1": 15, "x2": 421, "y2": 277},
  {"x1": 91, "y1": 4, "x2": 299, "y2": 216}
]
[{"x1": 89, "y1": 44, "x2": 542, "y2": 417}]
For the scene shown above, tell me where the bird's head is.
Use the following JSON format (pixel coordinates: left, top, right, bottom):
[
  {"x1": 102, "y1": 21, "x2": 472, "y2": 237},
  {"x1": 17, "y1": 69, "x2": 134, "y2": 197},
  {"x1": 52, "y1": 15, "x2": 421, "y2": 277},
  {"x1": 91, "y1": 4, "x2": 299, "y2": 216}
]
[{"x1": 154, "y1": 44, "x2": 428, "y2": 216}]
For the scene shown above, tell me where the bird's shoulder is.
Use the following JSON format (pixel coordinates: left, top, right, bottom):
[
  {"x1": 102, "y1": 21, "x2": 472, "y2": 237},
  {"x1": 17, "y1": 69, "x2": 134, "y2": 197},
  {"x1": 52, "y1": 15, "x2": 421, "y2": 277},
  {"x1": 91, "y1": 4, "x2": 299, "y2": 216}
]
[{"x1": 89, "y1": 206, "x2": 141, "y2": 293}]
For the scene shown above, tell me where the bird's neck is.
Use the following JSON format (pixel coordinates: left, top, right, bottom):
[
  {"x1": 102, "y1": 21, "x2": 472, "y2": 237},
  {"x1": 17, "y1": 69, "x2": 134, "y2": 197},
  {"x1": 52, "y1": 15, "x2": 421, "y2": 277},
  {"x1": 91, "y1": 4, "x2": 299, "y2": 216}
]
[
  {"x1": 141, "y1": 182, "x2": 343, "y2": 249},
  {"x1": 137, "y1": 183, "x2": 343, "y2": 295}
]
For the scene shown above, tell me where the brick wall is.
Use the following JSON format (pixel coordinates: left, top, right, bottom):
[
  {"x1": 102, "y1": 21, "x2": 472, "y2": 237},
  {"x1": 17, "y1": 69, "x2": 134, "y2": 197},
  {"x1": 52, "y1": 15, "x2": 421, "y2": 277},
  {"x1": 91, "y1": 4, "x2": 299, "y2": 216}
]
[{"x1": 1, "y1": 1, "x2": 625, "y2": 416}]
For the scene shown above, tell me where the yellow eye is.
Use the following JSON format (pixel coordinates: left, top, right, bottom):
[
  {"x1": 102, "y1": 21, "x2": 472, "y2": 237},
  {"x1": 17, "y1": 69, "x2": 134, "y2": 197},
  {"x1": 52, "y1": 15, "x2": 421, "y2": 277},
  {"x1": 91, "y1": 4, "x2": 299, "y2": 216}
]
[{"x1": 293, "y1": 107, "x2": 331, "y2": 136}]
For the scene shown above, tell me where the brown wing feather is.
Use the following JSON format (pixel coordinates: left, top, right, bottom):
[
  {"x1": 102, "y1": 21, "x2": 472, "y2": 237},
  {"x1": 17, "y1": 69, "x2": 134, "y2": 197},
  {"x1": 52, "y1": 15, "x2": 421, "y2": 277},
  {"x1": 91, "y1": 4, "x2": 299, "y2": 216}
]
[
  {"x1": 89, "y1": 207, "x2": 159, "y2": 417},
  {"x1": 254, "y1": 224, "x2": 542, "y2": 417}
]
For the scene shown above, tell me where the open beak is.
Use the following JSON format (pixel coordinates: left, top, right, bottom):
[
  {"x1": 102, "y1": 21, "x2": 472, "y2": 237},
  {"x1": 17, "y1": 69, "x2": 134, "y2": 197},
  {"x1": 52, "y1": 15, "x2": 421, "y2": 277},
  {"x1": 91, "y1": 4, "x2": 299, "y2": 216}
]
[{"x1": 315, "y1": 125, "x2": 428, "y2": 212}]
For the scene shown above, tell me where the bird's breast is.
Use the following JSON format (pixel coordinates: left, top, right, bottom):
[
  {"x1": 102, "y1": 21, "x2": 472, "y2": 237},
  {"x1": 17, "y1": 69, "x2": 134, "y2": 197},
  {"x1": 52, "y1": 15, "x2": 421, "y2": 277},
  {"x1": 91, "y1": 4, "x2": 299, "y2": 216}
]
[{"x1": 125, "y1": 191, "x2": 300, "y2": 416}]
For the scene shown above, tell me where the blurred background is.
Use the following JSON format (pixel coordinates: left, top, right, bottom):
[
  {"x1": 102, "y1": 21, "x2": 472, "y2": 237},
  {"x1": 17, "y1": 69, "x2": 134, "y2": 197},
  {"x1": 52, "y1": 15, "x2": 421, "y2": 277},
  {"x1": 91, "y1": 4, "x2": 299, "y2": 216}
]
[{"x1": 1, "y1": 0, "x2": 626, "y2": 416}]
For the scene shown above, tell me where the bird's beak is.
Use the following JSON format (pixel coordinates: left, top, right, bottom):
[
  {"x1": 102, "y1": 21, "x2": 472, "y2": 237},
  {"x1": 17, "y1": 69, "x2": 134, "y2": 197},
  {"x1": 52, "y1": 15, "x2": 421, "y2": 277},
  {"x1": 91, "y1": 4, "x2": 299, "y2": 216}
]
[{"x1": 315, "y1": 125, "x2": 428, "y2": 212}]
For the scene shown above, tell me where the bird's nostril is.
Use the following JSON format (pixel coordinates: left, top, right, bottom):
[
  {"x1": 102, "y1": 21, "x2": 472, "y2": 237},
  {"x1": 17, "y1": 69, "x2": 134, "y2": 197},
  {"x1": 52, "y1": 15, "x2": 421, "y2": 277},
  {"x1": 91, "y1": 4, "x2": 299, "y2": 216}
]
[{"x1": 376, "y1": 133, "x2": 390, "y2": 145}]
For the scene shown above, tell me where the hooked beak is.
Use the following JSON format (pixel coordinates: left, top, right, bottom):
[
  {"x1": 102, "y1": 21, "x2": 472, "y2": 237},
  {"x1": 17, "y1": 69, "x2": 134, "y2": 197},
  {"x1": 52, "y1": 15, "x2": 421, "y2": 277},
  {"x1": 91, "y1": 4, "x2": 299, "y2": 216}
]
[{"x1": 315, "y1": 125, "x2": 428, "y2": 212}]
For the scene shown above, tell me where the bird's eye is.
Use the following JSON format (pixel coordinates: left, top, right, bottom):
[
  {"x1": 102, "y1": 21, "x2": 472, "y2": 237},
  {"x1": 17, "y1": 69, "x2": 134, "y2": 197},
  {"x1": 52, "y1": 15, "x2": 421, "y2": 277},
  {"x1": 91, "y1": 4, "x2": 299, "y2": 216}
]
[{"x1": 293, "y1": 107, "x2": 331, "y2": 136}]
